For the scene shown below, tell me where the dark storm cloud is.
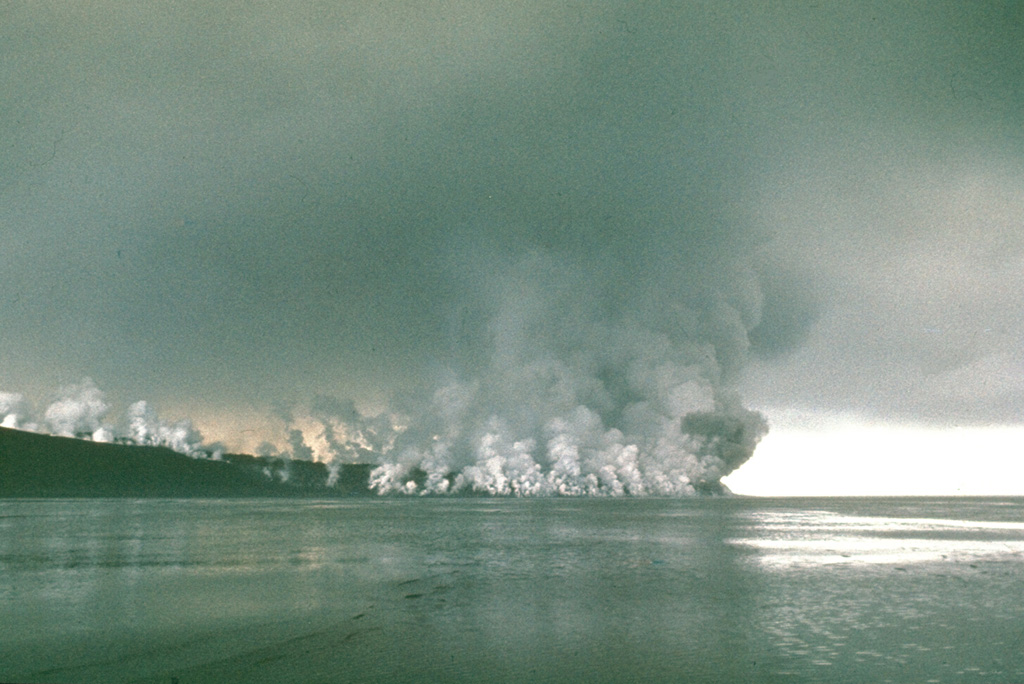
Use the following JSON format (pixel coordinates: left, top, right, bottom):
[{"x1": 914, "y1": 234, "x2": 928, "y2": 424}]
[
  {"x1": 3, "y1": 3, "x2": 764, "y2": 394},
  {"x1": 2, "y1": 1, "x2": 1023, "y2": 475}
]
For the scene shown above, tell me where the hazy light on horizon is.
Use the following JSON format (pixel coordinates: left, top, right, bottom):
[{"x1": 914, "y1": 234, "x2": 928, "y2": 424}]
[{"x1": 724, "y1": 424, "x2": 1024, "y2": 497}]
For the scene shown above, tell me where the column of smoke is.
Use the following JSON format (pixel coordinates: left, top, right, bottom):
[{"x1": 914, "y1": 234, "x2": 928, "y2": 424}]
[
  {"x1": 291, "y1": 255, "x2": 769, "y2": 497},
  {"x1": 0, "y1": 378, "x2": 212, "y2": 459}
]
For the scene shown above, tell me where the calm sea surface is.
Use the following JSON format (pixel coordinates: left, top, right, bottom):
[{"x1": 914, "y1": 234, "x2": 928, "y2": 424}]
[{"x1": 2, "y1": 497, "x2": 1023, "y2": 683}]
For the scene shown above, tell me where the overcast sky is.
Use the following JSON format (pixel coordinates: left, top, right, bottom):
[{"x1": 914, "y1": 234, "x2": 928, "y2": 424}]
[{"x1": 2, "y1": 2, "x2": 1022, "y2": 490}]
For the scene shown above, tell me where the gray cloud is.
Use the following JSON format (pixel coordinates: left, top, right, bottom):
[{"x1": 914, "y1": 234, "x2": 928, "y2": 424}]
[
  {"x1": 2, "y1": 2, "x2": 1023, "y2": 481},
  {"x1": 743, "y1": 155, "x2": 1024, "y2": 425}
]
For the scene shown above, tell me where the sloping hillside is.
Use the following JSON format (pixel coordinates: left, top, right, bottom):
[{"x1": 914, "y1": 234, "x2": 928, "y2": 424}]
[{"x1": 0, "y1": 427, "x2": 374, "y2": 498}]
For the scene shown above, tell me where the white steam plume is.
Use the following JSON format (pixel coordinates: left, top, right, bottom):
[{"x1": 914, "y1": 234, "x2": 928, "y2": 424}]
[
  {"x1": 43, "y1": 378, "x2": 111, "y2": 440},
  {"x1": 1, "y1": 379, "x2": 215, "y2": 459},
  {"x1": 299, "y1": 256, "x2": 769, "y2": 496},
  {"x1": 0, "y1": 392, "x2": 33, "y2": 430},
  {"x1": 125, "y1": 400, "x2": 206, "y2": 457}
]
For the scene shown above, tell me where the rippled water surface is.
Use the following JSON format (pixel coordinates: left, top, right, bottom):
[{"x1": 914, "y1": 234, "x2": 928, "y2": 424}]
[{"x1": 2, "y1": 497, "x2": 1023, "y2": 683}]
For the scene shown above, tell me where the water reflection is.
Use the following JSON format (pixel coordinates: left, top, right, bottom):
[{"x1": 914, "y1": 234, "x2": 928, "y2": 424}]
[
  {"x1": 734, "y1": 499, "x2": 1024, "y2": 683},
  {"x1": 2, "y1": 497, "x2": 1023, "y2": 683},
  {"x1": 736, "y1": 507, "x2": 1024, "y2": 568}
]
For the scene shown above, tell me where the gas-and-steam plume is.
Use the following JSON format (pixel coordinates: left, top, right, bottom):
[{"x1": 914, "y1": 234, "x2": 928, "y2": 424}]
[
  {"x1": 42, "y1": 378, "x2": 111, "y2": 441},
  {"x1": 284, "y1": 251, "x2": 769, "y2": 496},
  {"x1": 125, "y1": 400, "x2": 209, "y2": 458},
  {"x1": 0, "y1": 392, "x2": 32, "y2": 430},
  {"x1": 0, "y1": 379, "x2": 211, "y2": 458}
]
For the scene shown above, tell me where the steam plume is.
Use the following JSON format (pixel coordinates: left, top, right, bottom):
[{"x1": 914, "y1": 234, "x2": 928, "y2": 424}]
[
  {"x1": 0, "y1": 392, "x2": 32, "y2": 430},
  {"x1": 43, "y1": 378, "x2": 110, "y2": 440},
  {"x1": 0, "y1": 379, "x2": 213, "y2": 459},
  {"x1": 125, "y1": 400, "x2": 206, "y2": 457},
  {"x1": 294, "y1": 255, "x2": 769, "y2": 496}
]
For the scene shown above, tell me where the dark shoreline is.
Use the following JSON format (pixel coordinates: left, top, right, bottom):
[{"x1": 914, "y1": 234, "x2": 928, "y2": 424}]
[{"x1": 0, "y1": 426, "x2": 375, "y2": 498}]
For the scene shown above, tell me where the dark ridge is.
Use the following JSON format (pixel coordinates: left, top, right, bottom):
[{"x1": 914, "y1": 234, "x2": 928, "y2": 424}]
[{"x1": 0, "y1": 427, "x2": 375, "y2": 498}]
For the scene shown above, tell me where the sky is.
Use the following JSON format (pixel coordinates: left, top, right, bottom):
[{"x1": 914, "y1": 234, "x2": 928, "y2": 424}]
[{"x1": 2, "y1": 2, "x2": 1023, "y2": 495}]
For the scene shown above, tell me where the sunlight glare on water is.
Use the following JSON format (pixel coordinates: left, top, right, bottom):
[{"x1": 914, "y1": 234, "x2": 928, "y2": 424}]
[{"x1": 736, "y1": 508, "x2": 1024, "y2": 567}]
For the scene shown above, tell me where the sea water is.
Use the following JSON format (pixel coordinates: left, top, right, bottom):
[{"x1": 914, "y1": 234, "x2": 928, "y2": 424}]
[{"x1": 1, "y1": 497, "x2": 1023, "y2": 683}]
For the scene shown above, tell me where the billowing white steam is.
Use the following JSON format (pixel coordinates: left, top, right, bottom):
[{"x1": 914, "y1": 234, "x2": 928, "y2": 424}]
[
  {"x1": 126, "y1": 400, "x2": 207, "y2": 457},
  {"x1": 289, "y1": 261, "x2": 769, "y2": 496},
  {"x1": 0, "y1": 392, "x2": 32, "y2": 430},
  {"x1": 43, "y1": 378, "x2": 110, "y2": 440},
  {"x1": 0, "y1": 379, "x2": 211, "y2": 458}
]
